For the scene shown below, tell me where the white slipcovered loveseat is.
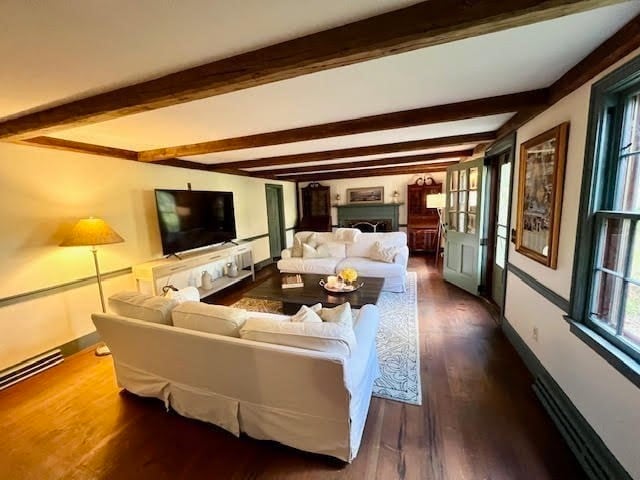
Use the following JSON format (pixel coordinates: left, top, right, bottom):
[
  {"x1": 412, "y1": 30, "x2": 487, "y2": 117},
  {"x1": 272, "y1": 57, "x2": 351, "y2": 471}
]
[
  {"x1": 92, "y1": 291, "x2": 380, "y2": 462},
  {"x1": 277, "y1": 229, "x2": 409, "y2": 292}
]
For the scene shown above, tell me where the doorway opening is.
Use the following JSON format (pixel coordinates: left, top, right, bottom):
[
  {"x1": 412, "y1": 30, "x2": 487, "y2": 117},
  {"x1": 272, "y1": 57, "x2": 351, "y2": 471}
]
[
  {"x1": 481, "y1": 134, "x2": 516, "y2": 314},
  {"x1": 442, "y1": 134, "x2": 515, "y2": 314}
]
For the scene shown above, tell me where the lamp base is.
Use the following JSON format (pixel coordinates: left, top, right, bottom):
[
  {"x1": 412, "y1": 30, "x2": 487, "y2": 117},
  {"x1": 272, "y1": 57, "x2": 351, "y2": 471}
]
[{"x1": 95, "y1": 343, "x2": 111, "y2": 357}]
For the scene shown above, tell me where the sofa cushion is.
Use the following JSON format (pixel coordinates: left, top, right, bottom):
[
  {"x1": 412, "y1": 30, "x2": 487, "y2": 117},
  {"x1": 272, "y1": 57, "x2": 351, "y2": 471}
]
[
  {"x1": 108, "y1": 291, "x2": 177, "y2": 325},
  {"x1": 277, "y1": 257, "x2": 340, "y2": 275},
  {"x1": 291, "y1": 305, "x2": 323, "y2": 323},
  {"x1": 370, "y1": 241, "x2": 399, "y2": 263},
  {"x1": 337, "y1": 257, "x2": 405, "y2": 279},
  {"x1": 240, "y1": 317, "x2": 357, "y2": 356},
  {"x1": 172, "y1": 302, "x2": 248, "y2": 337},
  {"x1": 345, "y1": 232, "x2": 407, "y2": 258}
]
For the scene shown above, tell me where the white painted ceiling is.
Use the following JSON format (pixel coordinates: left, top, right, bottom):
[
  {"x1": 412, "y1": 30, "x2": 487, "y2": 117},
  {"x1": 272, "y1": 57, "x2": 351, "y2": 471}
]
[
  {"x1": 2, "y1": 1, "x2": 640, "y2": 171},
  {"x1": 0, "y1": 0, "x2": 421, "y2": 118}
]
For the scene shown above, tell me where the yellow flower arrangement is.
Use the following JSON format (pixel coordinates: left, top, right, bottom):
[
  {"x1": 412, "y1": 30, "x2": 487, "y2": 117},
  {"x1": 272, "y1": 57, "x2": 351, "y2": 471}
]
[{"x1": 338, "y1": 268, "x2": 358, "y2": 284}]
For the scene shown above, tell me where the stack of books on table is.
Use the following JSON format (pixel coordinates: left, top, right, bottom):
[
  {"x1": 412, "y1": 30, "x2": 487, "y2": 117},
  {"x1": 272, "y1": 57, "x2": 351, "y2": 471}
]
[{"x1": 282, "y1": 274, "x2": 304, "y2": 289}]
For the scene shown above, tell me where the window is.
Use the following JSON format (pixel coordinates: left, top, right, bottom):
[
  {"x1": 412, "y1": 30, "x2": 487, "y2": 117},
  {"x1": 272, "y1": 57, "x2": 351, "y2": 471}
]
[
  {"x1": 572, "y1": 56, "x2": 640, "y2": 366},
  {"x1": 590, "y1": 91, "x2": 640, "y2": 357}
]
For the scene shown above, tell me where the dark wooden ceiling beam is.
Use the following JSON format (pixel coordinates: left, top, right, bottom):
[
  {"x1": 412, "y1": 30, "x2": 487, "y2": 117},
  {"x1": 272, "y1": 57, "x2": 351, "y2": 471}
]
[
  {"x1": 0, "y1": 0, "x2": 621, "y2": 141},
  {"x1": 496, "y1": 12, "x2": 640, "y2": 139},
  {"x1": 141, "y1": 91, "x2": 544, "y2": 162},
  {"x1": 290, "y1": 161, "x2": 459, "y2": 182},
  {"x1": 153, "y1": 159, "x2": 267, "y2": 178},
  {"x1": 263, "y1": 149, "x2": 472, "y2": 176},
  {"x1": 16, "y1": 136, "x2": 138, "y2": 161},
  {"x1": 210, "y1": 132, "x2": 495, "y2": 170},
  {"x1": 14, "y1": 136, "x2": 276, "y2": 179}
]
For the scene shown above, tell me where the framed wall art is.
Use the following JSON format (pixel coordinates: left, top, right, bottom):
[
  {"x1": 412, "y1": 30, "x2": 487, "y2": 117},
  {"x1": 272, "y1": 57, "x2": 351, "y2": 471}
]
[
  {"x1": 346, "y1": 186, "x2": 384, "y2": 204},
  {"x1": 515, "y1": 122, "x2": 569, "y2": 269}
]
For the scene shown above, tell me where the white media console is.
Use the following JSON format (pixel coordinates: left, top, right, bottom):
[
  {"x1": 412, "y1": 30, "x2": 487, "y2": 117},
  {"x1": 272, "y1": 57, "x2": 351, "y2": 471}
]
[{"x1": 132, "y1": 242, "x2": 255, "y2": 299}]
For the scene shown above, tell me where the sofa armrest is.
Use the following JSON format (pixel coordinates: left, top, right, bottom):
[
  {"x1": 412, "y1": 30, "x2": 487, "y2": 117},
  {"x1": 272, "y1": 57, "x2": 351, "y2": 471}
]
[
  {"x1": 281, "y1": 248, "x2": 292, "y2": 259},
  {"x1": 394, "y1": 245, "x2": 409, "y2": 268},
  {"x1": 348, "y1": 304, "x2": 380, "y2": 390},
  {"x1": 353, "y1": 304, "x2": 380, "y2": 343}
]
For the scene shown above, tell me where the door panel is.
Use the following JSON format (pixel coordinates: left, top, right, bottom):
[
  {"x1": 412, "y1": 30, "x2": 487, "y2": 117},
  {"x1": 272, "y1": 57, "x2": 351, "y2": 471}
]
[
  {"x1": 265, "y1": 185, "x2": 285, "y2": 259},
  {"x1": 443, "y1": 159, "x2": 484, "y2": 295},
  {"x1": 491, "y1": 156, "x2": 512, "y2": 306}
]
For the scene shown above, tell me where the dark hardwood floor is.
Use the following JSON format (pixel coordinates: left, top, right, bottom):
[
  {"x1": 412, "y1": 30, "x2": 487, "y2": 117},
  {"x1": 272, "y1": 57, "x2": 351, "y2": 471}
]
[{"x1": 0, "y1": 257, "x2": 584, "y2": 479}]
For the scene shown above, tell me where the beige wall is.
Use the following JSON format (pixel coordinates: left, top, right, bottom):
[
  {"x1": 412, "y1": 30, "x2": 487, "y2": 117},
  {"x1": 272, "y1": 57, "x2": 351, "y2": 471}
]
[
  {"x1": 505, "y1": 48, "x2": 640, "y2": 478},
  {"x1": 0, "y1": 143, "x2": 296, "y2": 370},
  {"x1": 301, "y1": 171, "x2": 446, "y2": 228}
]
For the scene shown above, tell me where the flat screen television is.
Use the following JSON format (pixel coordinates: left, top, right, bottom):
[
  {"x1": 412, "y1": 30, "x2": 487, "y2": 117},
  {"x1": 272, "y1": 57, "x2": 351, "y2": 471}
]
[{"x1": 154, "y1": 189, "x2": 237, "y2": 255}]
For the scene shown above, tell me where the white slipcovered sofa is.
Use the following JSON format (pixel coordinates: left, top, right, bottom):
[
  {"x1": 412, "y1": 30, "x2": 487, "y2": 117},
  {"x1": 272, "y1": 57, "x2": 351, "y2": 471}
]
[
  {"x1": 92, "y1": 291, "x2": 380, "y2": 462},
  {"x1": 277, "y1": 229, "x2": 409, "y2": 292}
]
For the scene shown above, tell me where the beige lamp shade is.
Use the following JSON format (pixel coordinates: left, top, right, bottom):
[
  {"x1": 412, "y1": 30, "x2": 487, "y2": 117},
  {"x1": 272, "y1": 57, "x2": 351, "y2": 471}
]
[
  {"x1": 427, "y1": 193, "x2": 446, "y2": 209},
  {"x1": 60, "y1": 217, "x2": 124, "y2": 246}
]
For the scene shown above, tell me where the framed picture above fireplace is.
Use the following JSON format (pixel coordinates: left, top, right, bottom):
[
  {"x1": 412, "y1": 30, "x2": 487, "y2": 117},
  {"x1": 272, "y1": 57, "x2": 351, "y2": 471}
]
[{"x1": 346, "y1": 187, "x2": 384, "y2": 204}]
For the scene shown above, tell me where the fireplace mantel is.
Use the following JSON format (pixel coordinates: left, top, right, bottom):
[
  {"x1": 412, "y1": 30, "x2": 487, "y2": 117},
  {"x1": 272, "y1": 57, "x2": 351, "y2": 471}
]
[{"x1": 336, "y1": 203, "x2": 402, "y2": 231}]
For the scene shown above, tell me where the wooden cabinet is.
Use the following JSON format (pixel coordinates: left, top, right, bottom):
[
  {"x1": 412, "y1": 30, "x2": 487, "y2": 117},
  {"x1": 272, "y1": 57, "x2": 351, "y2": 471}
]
[
  {"x1": 407, "y1": 182, "x2": 442, "y2": 252},
  {"x1": 298, "y1": 183, "x2": 331, "y2": 232}
]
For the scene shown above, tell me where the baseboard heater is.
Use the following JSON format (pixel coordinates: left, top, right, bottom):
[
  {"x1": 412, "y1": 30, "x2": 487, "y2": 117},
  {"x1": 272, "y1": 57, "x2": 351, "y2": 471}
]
[
  {"x1": 533, "y1": 375, "x2": 631, "y2": 480},
  {"x1": 0, "y1": 349, "x2": 63, "y2": 391}
]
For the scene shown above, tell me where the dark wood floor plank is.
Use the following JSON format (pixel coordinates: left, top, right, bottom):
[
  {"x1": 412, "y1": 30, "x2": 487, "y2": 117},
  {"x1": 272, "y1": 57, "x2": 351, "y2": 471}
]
[{"x1": 0, "y1": 257, "x2": 584, "y2": 479}]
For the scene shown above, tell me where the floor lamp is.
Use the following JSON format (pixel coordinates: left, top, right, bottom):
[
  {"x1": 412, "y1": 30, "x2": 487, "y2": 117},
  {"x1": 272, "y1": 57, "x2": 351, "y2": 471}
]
[
  {"x1": 427, "y1": 193, "x2": 446, "y2": 267},
  {"x1": 60, "y1": 217, "x2": 124, "y2": 356}
]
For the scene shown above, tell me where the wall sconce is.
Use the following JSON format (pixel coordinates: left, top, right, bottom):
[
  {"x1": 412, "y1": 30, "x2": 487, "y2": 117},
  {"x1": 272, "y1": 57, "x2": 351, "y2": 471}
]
[
  {"x1": 334, "y1": 193, "x2": 341, "y2": 206},
  {"x1": 392, "y1": 191, "x2": 400, "y2": 203}
]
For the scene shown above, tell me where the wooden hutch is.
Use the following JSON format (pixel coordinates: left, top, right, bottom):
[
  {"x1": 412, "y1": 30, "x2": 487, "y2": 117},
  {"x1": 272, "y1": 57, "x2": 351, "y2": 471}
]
[
  {"x1": 298, "y1": 183, "x2": 332, "y2": 232},
  {"x1": 407, "y1": 178, "x2": 442, "y2": 252}
]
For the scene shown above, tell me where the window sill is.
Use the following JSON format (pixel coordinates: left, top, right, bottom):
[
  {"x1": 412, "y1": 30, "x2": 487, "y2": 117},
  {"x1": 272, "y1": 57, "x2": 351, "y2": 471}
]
[{"x1": 565, "y1": 316, "x2": 640, "y2": 389}]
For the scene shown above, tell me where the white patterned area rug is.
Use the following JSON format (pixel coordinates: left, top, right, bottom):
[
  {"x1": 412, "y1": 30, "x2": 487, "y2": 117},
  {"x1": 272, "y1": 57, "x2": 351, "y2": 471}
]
[
  {"x1": 231, "y1": 271, "x2": 421, "y2": 406},
  {"x1": 372, "y1": 271, "x2": 421, "y2": 405}
]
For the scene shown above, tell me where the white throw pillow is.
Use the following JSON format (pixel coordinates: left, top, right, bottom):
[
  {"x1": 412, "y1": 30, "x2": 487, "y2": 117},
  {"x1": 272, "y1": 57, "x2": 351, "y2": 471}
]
[
  {"x1": 318, "y1": 241, "x2": 347, "y2": 258},
  {"x1": 240, "y1": 317, "x2": 357, "y2": 356},
  {"x1": 165, "y1": 286, "x2": 200, "y2": 303},
  {"x1": 302, "y1": 243, "x2": 330, "y2": 258},
  {"x1": 291, "y1": 305, "x2": 323, "y2": 323},
  {"x1": 306, "y1": 233, "x2": 319, "y2": 248},
  {"x1": 334, "y1": 228, "x2": 361, "y2": 243},
  {"x1": 370, "y1": 241, "x2": 398, "y2": 263},
  {"x1": 108, "y1": 291, "x2": 177, "y2": 325},
  {"x1": 319, "y1": 302, "x2": 353, "y2": 330},
  {"x1": 172, "y1": 302, "x2": 248, "y2": 337},
  {"x1": 308, "y1": 303, "x2": 322, "y2": 313},
  {"x1": 291, "y1": 232, "x2": 313, "y2": 257}
]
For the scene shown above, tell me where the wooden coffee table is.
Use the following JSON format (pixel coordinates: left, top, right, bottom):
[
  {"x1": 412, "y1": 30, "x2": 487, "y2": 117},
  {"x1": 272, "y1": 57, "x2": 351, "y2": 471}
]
[{"x1": 243, "y1": 273, "x2": 384, "y2": 315}]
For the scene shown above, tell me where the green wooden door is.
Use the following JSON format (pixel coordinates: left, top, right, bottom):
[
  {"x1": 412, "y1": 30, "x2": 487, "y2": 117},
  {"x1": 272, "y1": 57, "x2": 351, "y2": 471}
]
[
  {"x1": 265, "y1": 184, "x2": 286, "y2": 260},
  {"x1": 443, "y1": 159, "x2": 484, "y2": 295}
]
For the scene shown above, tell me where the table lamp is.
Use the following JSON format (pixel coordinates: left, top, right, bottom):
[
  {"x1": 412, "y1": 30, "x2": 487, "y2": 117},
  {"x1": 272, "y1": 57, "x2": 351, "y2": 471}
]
[{"x1": 60, "y1": 217, "x2": 124, "y2": 355}]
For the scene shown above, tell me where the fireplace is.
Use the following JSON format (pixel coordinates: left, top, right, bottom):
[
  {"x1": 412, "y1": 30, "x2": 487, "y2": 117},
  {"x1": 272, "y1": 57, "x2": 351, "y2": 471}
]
[
  {"x1": 336, "y1": 203, "x2": 401, "y2": 231},
  {"x1": 346, "y1": 219, "x2": 392, "y2": 233}
]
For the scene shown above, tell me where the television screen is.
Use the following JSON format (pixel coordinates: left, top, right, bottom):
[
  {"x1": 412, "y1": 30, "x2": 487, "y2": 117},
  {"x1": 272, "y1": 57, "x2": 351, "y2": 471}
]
[{"x1": 154, "y1": 189, "x2": 236, "y2": 255}]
